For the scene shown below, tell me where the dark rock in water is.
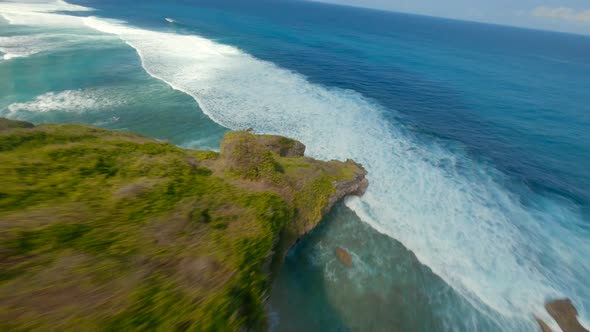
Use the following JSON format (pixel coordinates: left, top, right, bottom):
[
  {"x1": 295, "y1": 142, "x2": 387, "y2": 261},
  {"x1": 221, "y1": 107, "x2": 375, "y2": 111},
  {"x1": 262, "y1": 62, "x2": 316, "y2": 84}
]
[
  {"x1": 546, "y1": 299, "x2": 588, "y2": 332},
  {"x1": 535, "y1": 317, "x2": 553, "y2": 332},
  {"x1": 536, "y1": 299, "x2": 589, "y2": 332},
  {"x1": 335, "y1": 247, "x2": 352, "y2": 267}
]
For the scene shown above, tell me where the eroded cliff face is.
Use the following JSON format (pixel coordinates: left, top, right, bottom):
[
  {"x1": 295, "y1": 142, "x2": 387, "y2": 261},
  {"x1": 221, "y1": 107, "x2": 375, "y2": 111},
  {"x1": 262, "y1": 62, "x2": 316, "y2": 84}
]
[
  {"x1": 219, "y1": 131, "x2": 368, "y2": 270},
  {"x1": 0, "y1": 120, "x2": 367, "y2": 331}
]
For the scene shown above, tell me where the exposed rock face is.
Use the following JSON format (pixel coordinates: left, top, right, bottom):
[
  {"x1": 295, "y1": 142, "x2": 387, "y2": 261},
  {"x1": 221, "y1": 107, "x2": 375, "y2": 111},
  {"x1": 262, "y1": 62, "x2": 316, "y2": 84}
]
[
  {"x1": 335, "y1": 247, "x2": 353, "y2": 267},
  {"x1": 218, "y1": 132, "x2": 368, "y2": 272},
  {"x1": 327, "y1": 159, "x2": 369, "y2": 213},
  {"x1": 220, "y1": 132, "x2": 368, "y2": 242},
  {"x1": 536, "y1": 299, "x2": 589, "y2": 332},
  {"x1": 546, "y1": 299, "x2": 588, "y2": 332}
]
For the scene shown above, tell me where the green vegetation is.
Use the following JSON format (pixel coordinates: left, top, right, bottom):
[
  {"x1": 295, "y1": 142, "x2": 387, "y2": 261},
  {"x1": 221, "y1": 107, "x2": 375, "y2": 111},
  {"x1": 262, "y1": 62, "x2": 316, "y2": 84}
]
[
  {"x1": 0, "y1": 120, "x2": 366, "y2": 331},
  {"x1": 0, "y1": 117, "x2": 34, "y2": 131}
]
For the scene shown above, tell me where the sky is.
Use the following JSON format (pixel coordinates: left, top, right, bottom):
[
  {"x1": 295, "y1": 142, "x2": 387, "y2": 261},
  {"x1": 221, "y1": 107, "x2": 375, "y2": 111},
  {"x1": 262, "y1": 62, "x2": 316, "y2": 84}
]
[{"x1": 309, "y1": 0, "x2": 590, "y2": 35}]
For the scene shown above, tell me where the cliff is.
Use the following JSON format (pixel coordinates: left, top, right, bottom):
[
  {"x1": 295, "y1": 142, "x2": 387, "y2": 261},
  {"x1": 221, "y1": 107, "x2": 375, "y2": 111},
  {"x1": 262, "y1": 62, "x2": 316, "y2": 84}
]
[{"x1": 0, "y1": 119, "x2": 367, "y2": 331}]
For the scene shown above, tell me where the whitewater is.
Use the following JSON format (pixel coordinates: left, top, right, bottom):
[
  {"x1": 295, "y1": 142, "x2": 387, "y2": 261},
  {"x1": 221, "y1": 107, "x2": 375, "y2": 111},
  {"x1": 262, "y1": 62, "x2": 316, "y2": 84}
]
[{"x1": 1, "y1": 1, "x2": 588, "y2": 330}]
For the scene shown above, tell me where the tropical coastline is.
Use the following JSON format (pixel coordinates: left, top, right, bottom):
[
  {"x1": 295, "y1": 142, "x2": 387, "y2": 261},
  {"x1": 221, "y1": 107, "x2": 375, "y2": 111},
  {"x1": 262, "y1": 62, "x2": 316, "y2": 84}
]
[
  {"x1": 1, "y1": 0, "x2": 589, "y2": 331},
  {"x1": 0, "y1": 118, "x2": 367, "y2": 330}
]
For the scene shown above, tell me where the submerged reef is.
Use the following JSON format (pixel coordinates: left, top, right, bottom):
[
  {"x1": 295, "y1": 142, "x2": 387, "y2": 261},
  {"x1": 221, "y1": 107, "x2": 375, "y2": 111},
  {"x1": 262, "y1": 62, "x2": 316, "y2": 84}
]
[{"x1": 0, "y1": 118, "x2": 367, "y2": 331}]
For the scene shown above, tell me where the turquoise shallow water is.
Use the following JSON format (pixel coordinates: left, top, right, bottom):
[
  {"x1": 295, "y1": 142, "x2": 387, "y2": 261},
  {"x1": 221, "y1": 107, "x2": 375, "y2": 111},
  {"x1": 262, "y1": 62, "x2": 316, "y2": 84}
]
[
  {"x1": 269, "y1": 204, "x2": 514, "y2": 331},
  {"x1": 0, "y1": 20, "x2": 226, "y2": 149},
  {"x1": 1, "y1": 1, "x2": 589, "y2": 331}
]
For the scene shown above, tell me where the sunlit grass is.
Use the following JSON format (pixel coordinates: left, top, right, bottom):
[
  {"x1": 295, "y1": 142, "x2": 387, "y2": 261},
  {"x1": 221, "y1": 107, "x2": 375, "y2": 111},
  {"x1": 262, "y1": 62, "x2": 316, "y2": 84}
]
[{"x1": 0, "y1": 120, "x2": 364, "y2": 331}]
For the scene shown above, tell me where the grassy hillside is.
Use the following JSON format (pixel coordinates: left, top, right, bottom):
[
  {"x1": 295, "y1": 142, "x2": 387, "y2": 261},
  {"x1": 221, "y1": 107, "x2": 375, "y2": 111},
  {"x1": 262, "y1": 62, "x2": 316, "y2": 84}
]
[{"x1": 0, "y1": 119, "x2": 366, "y2": 331}]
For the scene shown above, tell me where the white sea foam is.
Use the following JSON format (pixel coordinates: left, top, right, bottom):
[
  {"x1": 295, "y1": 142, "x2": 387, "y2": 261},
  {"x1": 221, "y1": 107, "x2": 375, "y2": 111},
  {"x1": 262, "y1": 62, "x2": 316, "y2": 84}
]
[
  {"x1": 0, "y1": 0, "x2": 91, "y2": 27},
  {"x1": 2, "y1": 1, "x2": 589, "y2": 330},
  {"x1": 0, "y1": 0, "x2": 91, "y2": 14},
  {"x1": 0, "y1": 1, "x2": 109, "y2": 60},
  {"x1": 0, "y1": 32, "x2": 114, "y2": 61},
  {"x1": 0, "y1": 34, "x2": 61, "y2": 60},
  {"x1": 5, "y1": 89, "x2": 123, "y2": 118}
]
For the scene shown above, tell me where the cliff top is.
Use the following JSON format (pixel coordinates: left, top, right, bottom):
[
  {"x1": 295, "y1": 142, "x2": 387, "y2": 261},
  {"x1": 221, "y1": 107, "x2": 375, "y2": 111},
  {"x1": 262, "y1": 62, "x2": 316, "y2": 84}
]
[{"x1": 0, "y1": 119, "x2": 367, "y2": 331}]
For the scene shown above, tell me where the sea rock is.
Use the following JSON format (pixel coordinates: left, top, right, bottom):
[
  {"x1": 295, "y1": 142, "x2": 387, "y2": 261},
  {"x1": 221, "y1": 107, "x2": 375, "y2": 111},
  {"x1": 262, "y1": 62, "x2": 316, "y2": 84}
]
[
  {"x1": 536, "y1": 299, "x2": 589, "y2": 332},
  {"x1": 545, "y1": 299, "x2": 588, "y2": 332},
  {"x1": 335, "y1": 247, "x2": 352, "y2": 267}
]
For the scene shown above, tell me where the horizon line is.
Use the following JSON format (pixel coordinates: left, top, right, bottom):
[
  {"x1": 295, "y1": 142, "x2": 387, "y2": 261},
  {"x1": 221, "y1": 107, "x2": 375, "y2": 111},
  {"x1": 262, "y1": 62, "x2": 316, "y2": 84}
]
[{"x1": 296, "y1": 0, "x2": 590, "y2": 38}]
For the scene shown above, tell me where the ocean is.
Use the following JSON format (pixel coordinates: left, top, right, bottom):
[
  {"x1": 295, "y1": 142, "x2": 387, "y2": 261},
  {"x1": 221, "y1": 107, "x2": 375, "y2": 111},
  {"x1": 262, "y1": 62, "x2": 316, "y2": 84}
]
[{"x1": 1, "y1": 0, "x2": 589, "y2": 331}]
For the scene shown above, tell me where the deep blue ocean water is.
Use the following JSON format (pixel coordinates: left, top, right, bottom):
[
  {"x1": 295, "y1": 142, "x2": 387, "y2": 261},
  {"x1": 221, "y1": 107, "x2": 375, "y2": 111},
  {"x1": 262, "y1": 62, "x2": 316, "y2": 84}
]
[{"x1": 1, "y1": 1, "x2": 589, "y2": 331}]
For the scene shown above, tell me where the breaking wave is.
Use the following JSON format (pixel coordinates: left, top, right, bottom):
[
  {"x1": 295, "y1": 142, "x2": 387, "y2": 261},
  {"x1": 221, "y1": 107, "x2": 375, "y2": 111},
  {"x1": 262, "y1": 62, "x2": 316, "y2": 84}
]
[{"x1": 5, "y1": 89, "x2": 124, "y2": 118}]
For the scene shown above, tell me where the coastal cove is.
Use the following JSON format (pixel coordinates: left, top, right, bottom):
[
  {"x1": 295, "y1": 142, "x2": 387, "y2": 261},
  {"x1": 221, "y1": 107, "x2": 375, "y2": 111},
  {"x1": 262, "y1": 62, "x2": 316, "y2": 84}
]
[{"x1": 0, "y1": 118, "x2": 367, "y2": 330}]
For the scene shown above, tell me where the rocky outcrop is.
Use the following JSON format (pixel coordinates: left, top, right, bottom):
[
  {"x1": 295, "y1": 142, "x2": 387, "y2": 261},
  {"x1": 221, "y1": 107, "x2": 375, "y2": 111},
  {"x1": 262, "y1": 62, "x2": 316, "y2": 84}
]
[
  {"x1": 220, "y1": 131, "x2": 368, "y2": 273},
  {"x1": 327, "y1": 159, "x2": 368, "y2": 212},
  {"x1": 536, "y1": 299, "x2": 589, "y2": 332},
  {"x1": 0, "y1": 122, "x2": 368, "y2": 331}
]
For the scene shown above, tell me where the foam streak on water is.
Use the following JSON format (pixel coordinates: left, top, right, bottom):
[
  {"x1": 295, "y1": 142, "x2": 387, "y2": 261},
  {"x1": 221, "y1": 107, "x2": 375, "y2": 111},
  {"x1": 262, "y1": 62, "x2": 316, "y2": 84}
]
[
  {"x1": 0, "y1": 1, "x2": 113, "y2": 61},
  {"x1": 4, "y1": 89, "x2": 124, "y2": 117},
  {"x1": 2, "y1": 1, "x2": 589, "y2": 330},
  {"x1": 0, "y1": 33, "x2": 88, "y2": 60},
  {"x1": 0, "y1": 0, "x2": 90, "y2": 26}
]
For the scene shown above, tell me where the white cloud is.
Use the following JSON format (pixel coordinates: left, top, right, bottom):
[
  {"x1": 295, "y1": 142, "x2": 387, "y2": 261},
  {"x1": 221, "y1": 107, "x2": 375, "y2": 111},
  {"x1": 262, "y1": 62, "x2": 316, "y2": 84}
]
[{"x1": 532, "y1": 6, "x2": 590, "y2": 24}]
